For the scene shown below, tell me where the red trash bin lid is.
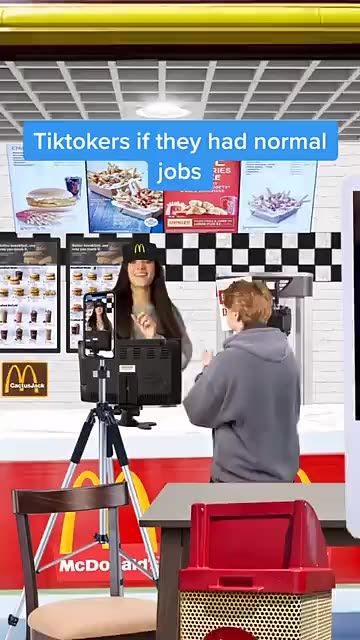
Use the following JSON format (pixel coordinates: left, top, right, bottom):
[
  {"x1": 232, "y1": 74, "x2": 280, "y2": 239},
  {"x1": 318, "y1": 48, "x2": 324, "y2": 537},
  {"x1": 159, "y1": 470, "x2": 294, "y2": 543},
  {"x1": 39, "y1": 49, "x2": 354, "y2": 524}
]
[{"x1": 205, "y1": 629, "x2": 255, "y2": 639}]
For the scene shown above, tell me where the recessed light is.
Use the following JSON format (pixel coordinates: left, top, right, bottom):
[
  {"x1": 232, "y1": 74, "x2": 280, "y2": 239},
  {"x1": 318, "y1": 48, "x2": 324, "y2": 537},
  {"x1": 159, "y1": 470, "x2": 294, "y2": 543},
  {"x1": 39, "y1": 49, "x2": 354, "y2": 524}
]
[{"x1": 136, "y1": 101, "x2": 190, "y2": 119}]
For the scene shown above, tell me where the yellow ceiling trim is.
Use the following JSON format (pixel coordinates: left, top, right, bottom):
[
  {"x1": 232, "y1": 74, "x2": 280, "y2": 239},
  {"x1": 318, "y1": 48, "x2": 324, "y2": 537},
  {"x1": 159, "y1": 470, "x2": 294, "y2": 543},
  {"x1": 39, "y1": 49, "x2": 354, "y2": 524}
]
[{"x1": 1, "y1": 4, "x2": 360, "y2": 46}]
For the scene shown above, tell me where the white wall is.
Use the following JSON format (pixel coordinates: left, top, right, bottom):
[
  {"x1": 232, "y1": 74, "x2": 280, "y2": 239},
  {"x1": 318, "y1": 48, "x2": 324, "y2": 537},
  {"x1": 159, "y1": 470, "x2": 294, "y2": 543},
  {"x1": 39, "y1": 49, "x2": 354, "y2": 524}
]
[{"x1": 0, "y1": 143, "x2": 350, "y2": 405}]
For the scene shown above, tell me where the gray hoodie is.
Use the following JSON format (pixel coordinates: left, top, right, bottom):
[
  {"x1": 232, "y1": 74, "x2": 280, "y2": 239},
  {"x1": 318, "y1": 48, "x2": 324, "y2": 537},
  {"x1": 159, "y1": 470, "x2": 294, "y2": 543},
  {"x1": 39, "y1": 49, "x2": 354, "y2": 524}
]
[{"x1": 183, "y1": 326, "x2": 300, "y2": 482}]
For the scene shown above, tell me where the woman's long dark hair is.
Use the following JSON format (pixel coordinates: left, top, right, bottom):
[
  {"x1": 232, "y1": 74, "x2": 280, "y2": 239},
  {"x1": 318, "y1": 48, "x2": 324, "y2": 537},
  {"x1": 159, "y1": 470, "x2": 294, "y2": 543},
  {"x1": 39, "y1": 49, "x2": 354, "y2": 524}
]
[
  {"x1": 113, "y1": 261, "x2": 182, "y2": 338},
  {"x1": 88, "y1": 303, "x2": 112, "y2": 331}
]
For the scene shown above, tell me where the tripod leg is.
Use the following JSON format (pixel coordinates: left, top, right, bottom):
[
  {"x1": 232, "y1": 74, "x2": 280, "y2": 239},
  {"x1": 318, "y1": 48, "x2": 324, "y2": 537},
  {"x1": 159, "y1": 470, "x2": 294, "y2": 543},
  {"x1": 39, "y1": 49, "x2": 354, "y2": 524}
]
[
  {"x1": 110, "y1": 420, "x2": 159, "y2": 582},
  {"x1": 98, "y1": 415, "x2": 108, "y2": 540},
  {"x1": 106, "y1": 450, "x2": 124, "y2": 597},
  {"x1": 5, "y1": 409, "x2": 96, "y2": 640}
]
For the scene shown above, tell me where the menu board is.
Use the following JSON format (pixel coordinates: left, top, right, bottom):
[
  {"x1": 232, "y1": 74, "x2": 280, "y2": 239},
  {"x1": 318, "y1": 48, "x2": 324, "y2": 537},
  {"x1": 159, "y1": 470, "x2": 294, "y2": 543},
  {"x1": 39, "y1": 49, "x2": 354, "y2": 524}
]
[
  {"x1": 164, "y1": 161, "x2": 240, "y2": 234},
  {"x1": 87, "y1": 161, "x2": 164, "y2": 234},
  {"x1": 0, "y1": 235, "x2": 60, "y2": 353},
  {"x1": 66, "y1": 235, "x2": 127, "y2": 352},
  {"x1": 7, "y1": 144, "x2": 88, "y2": 235},
  {"x1": 238, "y1": 161, "x2": 318, "y2": 232}
]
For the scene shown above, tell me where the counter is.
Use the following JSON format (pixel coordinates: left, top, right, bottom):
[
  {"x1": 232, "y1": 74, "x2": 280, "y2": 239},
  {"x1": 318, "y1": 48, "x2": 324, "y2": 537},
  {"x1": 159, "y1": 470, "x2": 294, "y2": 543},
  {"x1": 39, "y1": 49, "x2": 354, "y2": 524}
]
[
  {"x1": 0, "y1": 402, "x2": 354, "y2": 591},
  {"x1": 0, "y1": 402, "x2": 344, "y2": 460}
]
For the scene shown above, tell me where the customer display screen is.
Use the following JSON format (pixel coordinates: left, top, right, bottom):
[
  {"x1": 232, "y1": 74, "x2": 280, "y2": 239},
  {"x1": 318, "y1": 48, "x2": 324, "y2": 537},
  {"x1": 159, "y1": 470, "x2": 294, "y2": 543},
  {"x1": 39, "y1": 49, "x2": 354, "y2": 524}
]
[{"x1": 0, "y1": 235, "x2": 60, "y2": 353}]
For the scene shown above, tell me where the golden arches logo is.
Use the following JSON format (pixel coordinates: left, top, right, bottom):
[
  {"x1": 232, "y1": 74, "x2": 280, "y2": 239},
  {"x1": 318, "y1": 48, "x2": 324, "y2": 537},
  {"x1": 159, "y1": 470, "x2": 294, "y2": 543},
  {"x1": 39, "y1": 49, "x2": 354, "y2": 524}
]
[
  {"x1": 134, "y1": 243, "x2": 145, "y2": 255},
  {"x1": 4, "y1": 364, "x2": 39, "y2": 394},
  {"x1": 59, "y1": 470, "x2": 158, "y2": 555},
  {"x1": 297, "y1": 469, "x2": 311, "y2": 483}
]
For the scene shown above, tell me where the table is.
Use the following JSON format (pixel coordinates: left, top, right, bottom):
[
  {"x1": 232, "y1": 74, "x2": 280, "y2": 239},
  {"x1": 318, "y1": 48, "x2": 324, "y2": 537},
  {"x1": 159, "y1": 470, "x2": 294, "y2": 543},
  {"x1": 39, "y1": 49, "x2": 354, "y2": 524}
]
[{"x1": 140, "y1": 482, "x2": 359, "y2": 640}]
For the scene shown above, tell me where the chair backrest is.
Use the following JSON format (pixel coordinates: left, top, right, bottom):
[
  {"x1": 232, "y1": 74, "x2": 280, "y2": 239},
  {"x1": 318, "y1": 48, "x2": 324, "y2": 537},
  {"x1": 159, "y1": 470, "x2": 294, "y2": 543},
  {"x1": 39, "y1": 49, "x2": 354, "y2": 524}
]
[{"x1": 12, "y1": 482, "x2": 128, "y2": 619}]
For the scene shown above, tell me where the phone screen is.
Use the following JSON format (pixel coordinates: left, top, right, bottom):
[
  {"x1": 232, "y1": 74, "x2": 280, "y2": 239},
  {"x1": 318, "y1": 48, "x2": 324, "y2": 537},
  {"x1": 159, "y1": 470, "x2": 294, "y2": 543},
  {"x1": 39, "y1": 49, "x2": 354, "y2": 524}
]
[{"x1": 83, "y1": 291, "x2": 115, "y2": 358}]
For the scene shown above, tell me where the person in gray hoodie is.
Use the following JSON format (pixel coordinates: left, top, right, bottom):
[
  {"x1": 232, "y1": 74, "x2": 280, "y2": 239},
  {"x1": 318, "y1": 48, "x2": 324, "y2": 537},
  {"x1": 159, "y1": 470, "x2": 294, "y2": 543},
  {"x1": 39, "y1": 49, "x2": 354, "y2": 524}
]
[{"x1": 183, "y1": 279, "x2": 300, "y2": 483}]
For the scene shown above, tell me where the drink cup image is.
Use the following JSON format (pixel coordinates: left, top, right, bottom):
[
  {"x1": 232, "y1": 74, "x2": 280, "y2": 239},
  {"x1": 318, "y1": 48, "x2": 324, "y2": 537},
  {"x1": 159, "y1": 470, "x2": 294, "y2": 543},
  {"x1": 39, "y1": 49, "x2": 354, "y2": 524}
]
[
  {"x1": 30, "y1": 329, "x2": 37, "y2": 341},
  {"x1": 15, "y1": 310, "x2": 22, "y2": 323},
  {"x1": 46, "y1": 328, "x2": 52, "y2": 341},
  {"x1": 65, "y1": 176, "x2": 82, "y2": 199},
  {"x1": 1, "y1": 328, "x2": 8, "y2": 340},
  {"x1": 16, "y1": 327, "x2": 23, "y2": 341},
  {"x1": 31, "y1": 309, "x2": 38, "y2": 323},
  {"x1": 71, "y1": 323, "x2": 80, "y2": 335},
  {"x1": 0, "y1": 309, "x2": 8, "y2": 323},
  {"x1": 45, "y1": 309, "x2": 52, "y2": 323}
]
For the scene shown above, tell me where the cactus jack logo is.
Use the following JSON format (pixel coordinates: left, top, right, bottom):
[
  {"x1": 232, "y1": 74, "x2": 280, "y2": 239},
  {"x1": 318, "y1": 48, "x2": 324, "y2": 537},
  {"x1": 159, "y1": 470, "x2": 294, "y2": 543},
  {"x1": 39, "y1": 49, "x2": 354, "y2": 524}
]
[{"x1": 2, "y1": 362, "x2": 48, "y2": 397}]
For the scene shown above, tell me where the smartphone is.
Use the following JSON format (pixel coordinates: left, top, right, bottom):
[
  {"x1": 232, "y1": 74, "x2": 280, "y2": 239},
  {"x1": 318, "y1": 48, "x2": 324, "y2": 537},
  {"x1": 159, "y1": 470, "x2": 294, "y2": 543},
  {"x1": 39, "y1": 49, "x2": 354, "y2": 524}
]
[{"x1": 83, "y1": 291, "x2": 115, "y2": 359}]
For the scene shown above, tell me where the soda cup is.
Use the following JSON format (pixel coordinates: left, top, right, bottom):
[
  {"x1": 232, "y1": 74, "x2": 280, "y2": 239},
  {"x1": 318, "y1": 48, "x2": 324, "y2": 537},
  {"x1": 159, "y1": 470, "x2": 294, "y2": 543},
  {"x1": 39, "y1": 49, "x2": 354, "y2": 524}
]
[
  {"x1": 0, "y1": 309, "x2": 8, "y2": 323},
  {"x1": 31, "y1": 310, "x2": 38, "y2": 323},
  {"x1": 65, "y1": 176, "x2": 82, "y2": 199},
  {"x1": 1, "y1": 329, "x2": 8, "y2": 340},
  {"x1": 45, "y1": 310, "x2": 52, "y2": 323},
  {"x1": 46, "y1": 328, "x2": 52, "y2": 341},
  {"x1": 16, "y1": 327, "x2": 23, "y2": 341},
  {"x1": 30, "y1": 329, "x2": 37, "y2": 341}
]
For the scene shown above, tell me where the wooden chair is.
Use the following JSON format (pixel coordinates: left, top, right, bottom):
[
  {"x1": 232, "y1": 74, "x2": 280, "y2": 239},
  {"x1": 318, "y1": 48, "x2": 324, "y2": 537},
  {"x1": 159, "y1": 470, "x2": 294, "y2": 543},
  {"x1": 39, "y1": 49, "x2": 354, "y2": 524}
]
[{"x1": 12, "y1": 482, "x2": 156, "y2": 640}]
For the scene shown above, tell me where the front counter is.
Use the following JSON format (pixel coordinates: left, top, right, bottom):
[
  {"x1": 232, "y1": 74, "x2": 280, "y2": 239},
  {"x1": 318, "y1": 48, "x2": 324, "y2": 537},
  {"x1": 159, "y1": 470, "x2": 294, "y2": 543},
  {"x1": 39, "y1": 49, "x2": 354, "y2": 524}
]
[{"x1": 0, "y1": 403, "x2": 353, "y2": 589}]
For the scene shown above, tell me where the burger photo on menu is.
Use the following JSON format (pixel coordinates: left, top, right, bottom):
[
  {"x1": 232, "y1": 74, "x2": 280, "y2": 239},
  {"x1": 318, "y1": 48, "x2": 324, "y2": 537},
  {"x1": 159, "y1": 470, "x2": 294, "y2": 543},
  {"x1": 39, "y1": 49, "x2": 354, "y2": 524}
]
[
  {"x1": 87, "y1": 161, "x2": 164, "y2": 234},
  {"x1": 7, "y1": 144, "x2": 88, "y2": 234},
  {"x1": 164, "y1": 161, "x2": 240, "y2": 234}
]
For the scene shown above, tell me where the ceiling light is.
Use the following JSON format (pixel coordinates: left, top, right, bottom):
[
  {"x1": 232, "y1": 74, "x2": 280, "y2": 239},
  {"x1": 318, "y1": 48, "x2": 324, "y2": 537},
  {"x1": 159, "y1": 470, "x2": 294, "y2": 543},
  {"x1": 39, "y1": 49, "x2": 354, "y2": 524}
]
[{"x1": 136, "y1": 101, "x2": 190, "y2": 119}]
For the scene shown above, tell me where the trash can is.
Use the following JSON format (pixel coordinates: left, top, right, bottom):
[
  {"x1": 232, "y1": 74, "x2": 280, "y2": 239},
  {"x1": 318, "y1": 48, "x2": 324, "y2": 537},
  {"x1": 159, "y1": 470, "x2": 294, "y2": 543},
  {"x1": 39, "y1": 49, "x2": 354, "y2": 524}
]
[{"x1": 179, "y1": 500, "x2": 335, "y2": 640}]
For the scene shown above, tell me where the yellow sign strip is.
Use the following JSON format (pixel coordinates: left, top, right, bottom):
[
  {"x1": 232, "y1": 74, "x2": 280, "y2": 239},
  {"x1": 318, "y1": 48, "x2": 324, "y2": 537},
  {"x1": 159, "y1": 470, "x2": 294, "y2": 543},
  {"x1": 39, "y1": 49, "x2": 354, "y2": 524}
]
[{"x1": 1, "y1": 4, "x2": 360, "y2": 46}]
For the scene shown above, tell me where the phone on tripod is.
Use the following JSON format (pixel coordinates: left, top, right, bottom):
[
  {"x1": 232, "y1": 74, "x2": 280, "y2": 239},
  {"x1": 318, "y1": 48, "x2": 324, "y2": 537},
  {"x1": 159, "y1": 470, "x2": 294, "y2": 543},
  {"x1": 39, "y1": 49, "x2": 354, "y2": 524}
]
[{"x1": 83, "y1": 291, "x2": 115, "y2": 358}]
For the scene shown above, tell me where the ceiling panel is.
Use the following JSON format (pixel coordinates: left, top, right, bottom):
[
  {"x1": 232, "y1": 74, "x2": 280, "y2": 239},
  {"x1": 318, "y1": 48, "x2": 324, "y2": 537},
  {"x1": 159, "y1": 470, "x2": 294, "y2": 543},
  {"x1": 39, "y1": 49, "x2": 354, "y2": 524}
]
[{"x1": 0, "y1": 59, "x2": 358, "y2": 140}]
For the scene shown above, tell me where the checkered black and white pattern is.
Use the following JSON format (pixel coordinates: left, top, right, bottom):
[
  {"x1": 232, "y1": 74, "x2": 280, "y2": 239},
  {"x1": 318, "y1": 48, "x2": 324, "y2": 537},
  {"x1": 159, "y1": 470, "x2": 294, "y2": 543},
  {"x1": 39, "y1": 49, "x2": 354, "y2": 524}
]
[
  {"x1": 147, "y1": 233, "x2": 342, "y2": 282},
  {"x1": 106, "y1": 299, "x2": 114, "y2": 314}
]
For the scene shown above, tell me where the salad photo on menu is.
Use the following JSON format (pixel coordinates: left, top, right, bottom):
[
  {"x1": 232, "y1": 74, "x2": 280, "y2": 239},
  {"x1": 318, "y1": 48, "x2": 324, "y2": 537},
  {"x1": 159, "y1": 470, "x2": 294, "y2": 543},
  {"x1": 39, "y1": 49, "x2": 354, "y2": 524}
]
[
  {"x1": 87, "y1": 161, "x2": 164, "y2": 233},
  {"x1": 238, "y1": 161, "x2": 318, "y2": 232},
  {"x1": 7, "y1": 144, "x2": 88, "y2": 234}
]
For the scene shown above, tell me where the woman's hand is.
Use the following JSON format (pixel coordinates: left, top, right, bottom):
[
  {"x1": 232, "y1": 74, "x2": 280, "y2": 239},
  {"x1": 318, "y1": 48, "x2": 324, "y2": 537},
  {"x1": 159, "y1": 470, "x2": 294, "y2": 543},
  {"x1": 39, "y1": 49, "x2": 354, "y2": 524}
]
[
  {"x1": 202, "y1": 350, "x2": 214, "y2": 368},
  {"x1": 132, "y1": 312, "x2": 157, "y2": 339}
]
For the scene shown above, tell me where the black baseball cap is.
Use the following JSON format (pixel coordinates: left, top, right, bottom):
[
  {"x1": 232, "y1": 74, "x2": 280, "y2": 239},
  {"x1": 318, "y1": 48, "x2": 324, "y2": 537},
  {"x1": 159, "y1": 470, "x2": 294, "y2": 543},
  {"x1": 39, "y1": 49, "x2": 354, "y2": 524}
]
[{"x1": 122, "y1": 240, "x2": 160, "y2": 264}]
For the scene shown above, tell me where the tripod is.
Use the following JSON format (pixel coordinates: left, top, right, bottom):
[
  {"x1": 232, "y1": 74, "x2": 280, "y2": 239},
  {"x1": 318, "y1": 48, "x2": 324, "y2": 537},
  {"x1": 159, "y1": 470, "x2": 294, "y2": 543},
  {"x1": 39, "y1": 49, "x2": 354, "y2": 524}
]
[{"x1": 5, "y1": 359, "x2": 159, "y2": 640}]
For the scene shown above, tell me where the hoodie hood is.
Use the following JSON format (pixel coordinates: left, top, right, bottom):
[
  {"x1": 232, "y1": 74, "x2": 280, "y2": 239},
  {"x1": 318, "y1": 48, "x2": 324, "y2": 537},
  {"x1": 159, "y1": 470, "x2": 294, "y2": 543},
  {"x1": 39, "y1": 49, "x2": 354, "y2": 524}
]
[{"x1": 224, "y1": 327, "x2": 290, "y2": 363}]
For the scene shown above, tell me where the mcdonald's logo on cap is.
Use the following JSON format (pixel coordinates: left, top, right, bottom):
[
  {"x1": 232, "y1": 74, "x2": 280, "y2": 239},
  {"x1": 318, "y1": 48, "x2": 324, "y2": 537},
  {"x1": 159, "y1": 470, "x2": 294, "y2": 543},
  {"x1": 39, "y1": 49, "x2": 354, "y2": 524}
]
[
  {"x1": 2, "y1": 362, "x2": 48, "y2": 397},
  {"x1": 134, "y1": 243, "x2": 145, "y2": 255},
  {"x1": 60, "y1": 469, "x2": 158, "y2": 555}
]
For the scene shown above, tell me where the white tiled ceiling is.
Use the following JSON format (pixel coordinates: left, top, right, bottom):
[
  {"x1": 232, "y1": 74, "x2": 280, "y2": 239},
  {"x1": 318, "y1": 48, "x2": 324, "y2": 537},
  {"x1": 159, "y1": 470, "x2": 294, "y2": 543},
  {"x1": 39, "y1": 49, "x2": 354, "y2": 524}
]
[{"x1": 1, "y1": 58, "x2": 360, "y2": 139}]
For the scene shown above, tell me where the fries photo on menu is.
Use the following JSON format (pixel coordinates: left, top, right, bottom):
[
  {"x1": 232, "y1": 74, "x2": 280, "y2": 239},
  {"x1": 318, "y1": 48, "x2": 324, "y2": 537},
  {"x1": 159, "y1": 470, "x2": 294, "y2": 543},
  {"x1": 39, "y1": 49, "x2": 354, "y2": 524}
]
[{"x1": 87, "y1": 161, "x2": 164, "y2": 234}]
